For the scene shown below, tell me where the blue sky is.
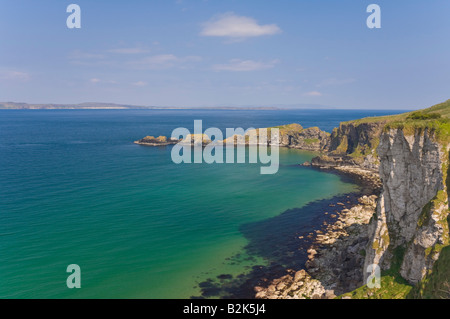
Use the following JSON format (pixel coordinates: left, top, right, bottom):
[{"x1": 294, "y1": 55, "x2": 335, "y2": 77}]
[{"x1": 0, "y1": 0, "x2": 449, "y2": 109}]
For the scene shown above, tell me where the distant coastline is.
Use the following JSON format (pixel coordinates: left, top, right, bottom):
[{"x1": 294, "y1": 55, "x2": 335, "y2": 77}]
[{"x1": 0, "y1": 101, "x2": 332, "y2": 111}]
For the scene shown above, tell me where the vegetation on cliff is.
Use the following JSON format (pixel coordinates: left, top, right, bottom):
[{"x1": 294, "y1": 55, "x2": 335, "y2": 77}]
[
  {"x1": 329, "y1": 100, "x2": 450, "y2": 158},
  {"x1": 342, "y1": 100, "x2": 450, "y2": 125}
]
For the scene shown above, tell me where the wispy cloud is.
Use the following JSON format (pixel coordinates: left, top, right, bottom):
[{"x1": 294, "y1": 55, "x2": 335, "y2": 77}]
[
  {"x1": 0, "y1": 70, "x2": 31, "y2": 81},
  {"x1": 132, "y1": 81, "x2": 147, "y2": 87},
  {"x1": 128, "y1": 54, "x2": 202, "y2": 70},
  {"x1": 108, "y1": 47, "x2": 150, "y2": 54},
  {"x1": 88, "y1": 78, "x2": 118, "y2": 85},
  {"x1": 317, "y1": 78, "x2": 355, "y2": 87},
  {"x1": 68, "y1": 50, "x2": 112, "y2": 67},
  {"x1": 200, "y1": 12, "x2": 281, "y2": 40},
  {"x1": 304, "y1": 91, "x2": 322, "y2": 97},
  {"x1": 212, "y1": 59, "x2": 280, "y2": 72},
  {"x1": 69, "y1": 50, "x2": 105, "y2": 60}
]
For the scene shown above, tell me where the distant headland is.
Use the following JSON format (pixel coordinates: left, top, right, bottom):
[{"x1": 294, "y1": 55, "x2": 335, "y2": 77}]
[{"x1": 0, "y1": 102, "x2": 333, "y2": 110}]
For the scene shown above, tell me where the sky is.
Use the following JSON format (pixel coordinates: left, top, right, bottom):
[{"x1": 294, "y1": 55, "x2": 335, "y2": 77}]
[{"x1": 0, "y1": 0, "x2": 449, "y2": 109}]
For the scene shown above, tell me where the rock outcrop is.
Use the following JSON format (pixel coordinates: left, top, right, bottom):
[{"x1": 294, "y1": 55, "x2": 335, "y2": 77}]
[
  {"x1": 328, "y1": 122, "x2": 385, "y2": 156},
  {"x1": 311, "y1": 121, "x2": 386, "y2": 171},
  {"x1": 219, "y1": 124, "x2": 330, "y2": 151},
  {"x1": 311, "y1": 154, "x2": 380, "y2": 172},
  {"x1": 135, "y1": 134, "x2": 212, "y2": 146},
  {"x1": 254, "y1": 269, "x2": 330, "y2": 299},
  {"x1": 134, "y1": 135, "x2": 180, "y2": 146},
  {"x1": 275, "y1": 124, "x2": 330, "y2": 151},
  {"x1": 179, "y1": 134, "x2": 212, "y2": 146},
  {"x1": 364, "y1": 127, "x2": 450, "y2": 284}
]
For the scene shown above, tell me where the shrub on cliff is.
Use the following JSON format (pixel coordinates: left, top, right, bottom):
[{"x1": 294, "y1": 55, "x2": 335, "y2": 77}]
[{"x1": 407, "y1": 111, "x2": 442, "y2": 120}]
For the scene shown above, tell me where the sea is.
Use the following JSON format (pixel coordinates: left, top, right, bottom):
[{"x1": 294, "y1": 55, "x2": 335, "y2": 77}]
[{"x1": 0, "y1": 108, "x2": 403, "y2": 298}]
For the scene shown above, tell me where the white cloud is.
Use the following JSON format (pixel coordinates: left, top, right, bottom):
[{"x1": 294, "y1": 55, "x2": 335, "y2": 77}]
[
  {"x1": 212, "y1": 59, "x2": 279, "y2": 72},
  {"x1": 108, "y1": 47, "x2": 149, "y2": 54},
  {"x1": 128, "y1": 54, "x2": 202, "y2": 69},
  {"x1": 68, "y1": 50, "x2": 112, "y2": 66},
  {"x1": 304, "y1": 91, "x2": 322, "y2": 97},
  {"x1": 316, "y1": 78, "x2": 356, "y2": 87},
  {"x1": 132, "y1": 81, "x2": 147, "y2": 87},
  {"x1": 200, "y1": 12, "x2": 281, "y2": 40},
  {"x1": 69, "y1": 50, "x2": 105, "y2": 60},
  {"x1": 88, "y1": 78, "x2": 118, "y2": 85},
  {"x1": 0, "y1": 70, "x2": 30, "y2": 81}
]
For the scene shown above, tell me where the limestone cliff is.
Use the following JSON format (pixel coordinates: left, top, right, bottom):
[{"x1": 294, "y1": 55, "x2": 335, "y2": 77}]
[{"x1": 364, "y1": 127, "x2": 450, "y2": 285}]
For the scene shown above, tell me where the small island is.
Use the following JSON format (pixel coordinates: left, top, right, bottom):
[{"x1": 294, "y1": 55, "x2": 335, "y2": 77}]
[{"x1": 134, "y1": 136, "x2": 181, "y2": 146}]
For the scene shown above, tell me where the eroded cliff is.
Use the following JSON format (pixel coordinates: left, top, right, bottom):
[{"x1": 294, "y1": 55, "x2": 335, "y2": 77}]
[{"x1": 364, "y1": 127, "x2": 450, "y2": 285}]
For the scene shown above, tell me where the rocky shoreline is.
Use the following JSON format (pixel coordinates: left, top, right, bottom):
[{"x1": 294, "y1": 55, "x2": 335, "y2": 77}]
[
  {"x1": 254, "y1": 165, "x2": 381, "y2": 299},
  {"x1": 190, "y1": 163, "x2": 382, "y2": 299}
]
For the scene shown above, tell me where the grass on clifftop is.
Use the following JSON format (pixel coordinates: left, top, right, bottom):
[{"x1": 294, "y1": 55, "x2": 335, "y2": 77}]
[
  {"x1": 330, "y1": 100, "x2": 450, "y2": 157},
  {"x1": 385, "y1": 117, "x2": 450, "y2": 144},
  {"x1": 343, "y1": 99, "x2": 450, "y2": 125},
  {"x1": 343, "y1": 100, "x2": 450, "y2": 145}
]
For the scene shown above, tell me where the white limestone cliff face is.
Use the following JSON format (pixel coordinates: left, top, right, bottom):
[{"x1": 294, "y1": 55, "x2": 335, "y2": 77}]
[{"x1": 364, "y1": 128, "x2": 449, "y2": 284}]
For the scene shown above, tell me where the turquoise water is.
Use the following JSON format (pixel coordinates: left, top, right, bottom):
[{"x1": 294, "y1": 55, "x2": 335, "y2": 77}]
[{"x1": 0, "y1": 109, "x2": 402, "y2": 298}]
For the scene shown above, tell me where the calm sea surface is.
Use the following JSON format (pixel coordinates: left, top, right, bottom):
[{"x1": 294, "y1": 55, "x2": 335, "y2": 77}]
[{"x1": 0, "y1": 109, "x2": 403, "y2": 298}]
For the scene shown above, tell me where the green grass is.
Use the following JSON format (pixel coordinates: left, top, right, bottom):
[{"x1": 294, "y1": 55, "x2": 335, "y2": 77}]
[
  {"x1": 340, "y1": 100, "x2": 450, "y2": 146},
  {"x1": 339, "y1": 274, "x2": 413, "y2": 299},
  {"x1": 339, "y1": 246, "x2": 413, "y2": 299},
  {"x1": 271, "y1": 123, "x2": 304, "y2": 135},
  {"x1": 385, "y1": 118, "x2": 450, "y2": 144},
  {"x1": 343, "y1": 99, "x2": 450, "y2": 125},
  {"x1": 330, "y1": 100, "x2": 450, "y2": 157}
]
